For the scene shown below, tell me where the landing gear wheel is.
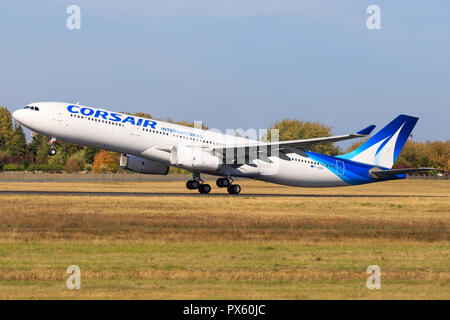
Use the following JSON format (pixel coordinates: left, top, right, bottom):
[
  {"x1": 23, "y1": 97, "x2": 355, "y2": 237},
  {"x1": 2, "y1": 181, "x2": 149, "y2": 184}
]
[
  {"x1": 48, "y1": 148, "x2": 57, "y2": 156},
  {"x1": 186, "y1": 180, "x2": 200, "y2": 190},
  {"x1": 222, "y1": 179, "x2": 230, "y2": 187},
  {"x1": 187, "y1": 172, "x2": 202, "y2": 191},
  {"x1": 198, "y1": 184, "x2": 211, "y2": 194},
  {"x1": 227, "y1": 184, "x2": 241, "y2": 195},
  {"x1": 191, "y1": 180, "x2": 200, "y2": 190},
  {"x1": 216, "y1": 178, "x2": 230, "y2": 188}
]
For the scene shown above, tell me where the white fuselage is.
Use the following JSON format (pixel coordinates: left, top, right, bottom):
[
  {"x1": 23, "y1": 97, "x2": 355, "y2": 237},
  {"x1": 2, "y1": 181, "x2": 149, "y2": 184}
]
[{"x1": 12, "y1": 102, "x2": 347, "y2": 187}]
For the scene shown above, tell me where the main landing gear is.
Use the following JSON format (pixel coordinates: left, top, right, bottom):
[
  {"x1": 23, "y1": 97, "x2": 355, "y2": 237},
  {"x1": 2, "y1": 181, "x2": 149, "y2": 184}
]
[
  {"x1": 226, "y1": 183, "x2": 241, "y2": 195},
  {"x1": 185, "y1": 174, "x2": 241, "y2": 195},
  {"x1": 47, "y1": 137, "x2": 57, "y2": 156},
  {"x1": 186, "y1": 172, "x2": 211, "y2": 194},
  {"x1": 216, "y1": 177, "x2": 241, "y2": 195}
]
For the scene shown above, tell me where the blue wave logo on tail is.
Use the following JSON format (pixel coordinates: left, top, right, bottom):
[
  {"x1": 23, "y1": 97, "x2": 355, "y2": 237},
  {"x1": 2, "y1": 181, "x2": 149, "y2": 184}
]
[{"x1": 337, "y1": 115, "x2": 418, "y2": 169}]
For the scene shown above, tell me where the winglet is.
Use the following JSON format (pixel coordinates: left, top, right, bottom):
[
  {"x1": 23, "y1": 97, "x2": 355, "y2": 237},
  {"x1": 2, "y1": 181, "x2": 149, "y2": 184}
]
[{"x1": 356, "y1": 125, "x2": 376, "y2": 136}]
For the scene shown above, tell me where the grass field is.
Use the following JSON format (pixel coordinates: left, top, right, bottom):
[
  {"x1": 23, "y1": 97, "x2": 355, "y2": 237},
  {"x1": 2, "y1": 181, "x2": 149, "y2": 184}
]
[{"x1": 0, "y1": 179, "x2": 448, "y2": 299}]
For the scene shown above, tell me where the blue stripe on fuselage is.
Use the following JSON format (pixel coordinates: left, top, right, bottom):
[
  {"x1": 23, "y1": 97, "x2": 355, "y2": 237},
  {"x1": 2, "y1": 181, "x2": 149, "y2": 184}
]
[{"x1": 306, "y1": 151, "x2": 405, "y2": 185}]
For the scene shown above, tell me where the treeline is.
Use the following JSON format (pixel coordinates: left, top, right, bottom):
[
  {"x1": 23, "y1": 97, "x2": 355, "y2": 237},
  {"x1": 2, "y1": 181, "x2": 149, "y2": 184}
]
[
  {"x1": 0, "y1": 107, "x2": 448, "y2": 174},
  {"x1": 344, "y1": 136, "x2": 449, "y2": 173}
]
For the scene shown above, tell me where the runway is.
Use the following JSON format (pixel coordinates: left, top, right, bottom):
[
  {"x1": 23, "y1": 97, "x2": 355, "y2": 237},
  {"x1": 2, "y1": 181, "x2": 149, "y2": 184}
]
[{"x1": 0, "y1": 190, "x2": 445, "y2": 198}]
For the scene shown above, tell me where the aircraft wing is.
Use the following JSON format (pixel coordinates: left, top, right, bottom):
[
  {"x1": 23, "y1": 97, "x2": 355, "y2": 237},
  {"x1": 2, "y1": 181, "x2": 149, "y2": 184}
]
[
  {"x1": 211, "y1": 124, "x2": 376, "y2": 162},
  {"x1": 151, "y1": 124, "x2": 376, "y2": 165}
]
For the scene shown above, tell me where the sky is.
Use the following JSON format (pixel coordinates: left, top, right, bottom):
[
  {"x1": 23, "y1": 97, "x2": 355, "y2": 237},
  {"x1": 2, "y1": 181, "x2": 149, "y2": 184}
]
[{"x1": 0, "y1": 0, "x2": 449, "y2": 143}]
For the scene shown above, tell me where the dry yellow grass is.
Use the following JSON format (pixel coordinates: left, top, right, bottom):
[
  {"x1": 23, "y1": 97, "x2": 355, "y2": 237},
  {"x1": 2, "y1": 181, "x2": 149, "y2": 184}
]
[{"x1": 0, "y1": 179, "x2": 448, "y2": 299}]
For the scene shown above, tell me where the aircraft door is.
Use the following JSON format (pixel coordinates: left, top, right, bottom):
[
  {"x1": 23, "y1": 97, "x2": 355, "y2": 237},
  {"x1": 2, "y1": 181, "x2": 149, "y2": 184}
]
[
  {"x1": 129, "y1": 121, "x2": 141, "y2": 138},
  {"x1": 336, "y1": 160, "x2": 345, "y2": 175}
]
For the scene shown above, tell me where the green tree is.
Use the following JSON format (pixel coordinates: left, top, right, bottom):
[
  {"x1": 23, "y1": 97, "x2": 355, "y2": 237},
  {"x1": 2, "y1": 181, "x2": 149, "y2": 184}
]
[
  {"x1": 47, "y1": 148, "x2": 67, "y2": 166},
  {"x1": 64, "y1": 155, "x2": 83, "y2": 173},
  {"x1": 9, "y1": 125, "x2": 27, "y2": 157},
  {"x1": 84, "y1": 146, "x2": 98, "y2": 164},
  {"x1": 394, "y1": 141, "x2": 425, "y2": 168},
  {"x1": 44, "y1": 139, "x2": 83, "y2": 166},
  {"x1": 27, "y1": 133, "x2": 48, "y2": 163},
  {"x1": 426, "y1": 140, "x2": 450, "y2": 172},
  {"x1": 28, "y1": 133, "x2": 44, "y2": 155},
  {"x1": 0, "y1": 134, "x2": 5, "y2": 150},
  {"x1": 169, "y1": 119, "x2": 209, "y2": 130},
  {"x1": 266, "y1": 119, "x2": 341, "y2": 155},
  {"x1": 0, "y1": 107, "x2": 14, "y2": 150},
  {"x1": 36, "y1": 137, "x2": 50, "y2": 165},
  {"x1": 345, "y1": 137, "x2": 369, "y2": 153},
  {"x1": 57, "y1": 140, "x2": 82, "y2": 159},
  {"x1": 134, "y1": 112, "x2": 153, "y2": 119}
]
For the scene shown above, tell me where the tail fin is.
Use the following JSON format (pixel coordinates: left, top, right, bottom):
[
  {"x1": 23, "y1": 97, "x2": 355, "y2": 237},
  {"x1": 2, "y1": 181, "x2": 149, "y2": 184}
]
[{"x1": 338, "y1": 115, "x2": 418, "y2": 168}]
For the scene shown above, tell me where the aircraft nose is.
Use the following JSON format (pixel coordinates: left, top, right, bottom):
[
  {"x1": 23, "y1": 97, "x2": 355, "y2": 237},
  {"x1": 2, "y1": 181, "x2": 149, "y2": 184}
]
[{"x1": 12, "y1": 109, "x2": 23, "y2": 124}]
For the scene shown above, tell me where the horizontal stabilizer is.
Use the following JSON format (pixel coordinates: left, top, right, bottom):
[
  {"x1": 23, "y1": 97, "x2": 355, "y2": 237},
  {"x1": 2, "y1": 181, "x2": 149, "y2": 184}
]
[{"x1": 369, "y1": 167, "x2": 435, "y2": 179}]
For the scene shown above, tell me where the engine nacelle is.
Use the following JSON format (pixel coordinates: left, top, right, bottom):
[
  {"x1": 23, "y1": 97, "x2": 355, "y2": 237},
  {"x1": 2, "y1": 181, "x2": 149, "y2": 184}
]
[
  {"x1": 170, "y1": 145, "x2": 220, "y2": 172},
  {"x1": 120, "y1": 154, "x2": 169, "y2": 175}
]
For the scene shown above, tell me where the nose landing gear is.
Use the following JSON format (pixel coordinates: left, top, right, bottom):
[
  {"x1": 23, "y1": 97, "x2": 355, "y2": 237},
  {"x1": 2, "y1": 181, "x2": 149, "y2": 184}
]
[{"x1": 47, "y1": 137, "x2": 57, "y2": 156}]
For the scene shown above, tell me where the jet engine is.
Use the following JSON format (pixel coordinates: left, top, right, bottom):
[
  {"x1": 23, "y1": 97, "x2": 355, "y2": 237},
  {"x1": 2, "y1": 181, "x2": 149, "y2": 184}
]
[
  {"x1": 170, "y1": 145, "x2": 220, "y2": 171},
  {"x1": 120, "y1": 154, "x2": 169, "y2": 175}
]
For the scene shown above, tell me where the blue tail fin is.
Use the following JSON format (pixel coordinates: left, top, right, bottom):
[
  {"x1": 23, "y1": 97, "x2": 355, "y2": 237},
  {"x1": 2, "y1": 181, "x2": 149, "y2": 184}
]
[{"x1": 338, "y1": 115, "x2": 418, "y2": 168}]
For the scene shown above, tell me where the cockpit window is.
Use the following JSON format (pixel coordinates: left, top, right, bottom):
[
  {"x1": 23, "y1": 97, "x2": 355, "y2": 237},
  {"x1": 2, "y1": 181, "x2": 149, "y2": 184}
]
[
  {"x1": 24, "y1": 106, "x2": 30, "y2": 109},
  {"x1": 34, "y1": 107, "x2": 39, "y2": 111},
  {"x1": 25, "y1": 106, "x2": 40, "y2": 111}
]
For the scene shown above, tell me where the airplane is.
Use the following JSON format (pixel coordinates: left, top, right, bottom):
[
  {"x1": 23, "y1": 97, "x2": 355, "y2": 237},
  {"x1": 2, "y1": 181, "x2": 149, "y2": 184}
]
[{"x1": 12, "y1": 102, "x2": 433, "y2": 194}]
